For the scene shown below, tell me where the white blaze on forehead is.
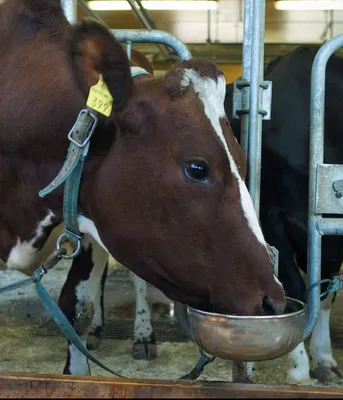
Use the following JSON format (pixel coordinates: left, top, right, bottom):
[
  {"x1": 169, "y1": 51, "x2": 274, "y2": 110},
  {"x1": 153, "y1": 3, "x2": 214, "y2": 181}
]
[{"x1": 181, "y1": 69, "x2": 266, "y2": 246}]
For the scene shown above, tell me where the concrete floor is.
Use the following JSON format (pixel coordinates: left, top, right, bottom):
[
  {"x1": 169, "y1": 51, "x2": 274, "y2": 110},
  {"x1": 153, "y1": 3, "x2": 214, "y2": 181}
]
[{"x1": 1, "y1": 259, "x2": 343, "y2": 387}]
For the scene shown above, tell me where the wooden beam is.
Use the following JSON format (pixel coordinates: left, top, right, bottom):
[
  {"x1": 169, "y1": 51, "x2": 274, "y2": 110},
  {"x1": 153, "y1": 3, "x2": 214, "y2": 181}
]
[{"x1": 0, "y1": 372, "x2": 342, "y2": 398}]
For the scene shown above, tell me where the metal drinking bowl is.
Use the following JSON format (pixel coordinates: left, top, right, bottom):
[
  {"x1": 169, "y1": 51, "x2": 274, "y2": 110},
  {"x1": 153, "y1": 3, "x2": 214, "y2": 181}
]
[{"x1": 187, "y1": 297, "x2": 306, "y2": 361}]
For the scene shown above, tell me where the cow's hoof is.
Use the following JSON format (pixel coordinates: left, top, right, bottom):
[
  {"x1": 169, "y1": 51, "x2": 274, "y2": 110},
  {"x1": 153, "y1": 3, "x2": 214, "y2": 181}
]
[
  {"x1": 132, "y1": 341, "x2": 157, "y2": 360},
  {"x1": 310, "y1": 366, "x2": 343, "y2": 384},
  {"x1": 87, "y1": 333, "x2": 102, "y2": 350}
]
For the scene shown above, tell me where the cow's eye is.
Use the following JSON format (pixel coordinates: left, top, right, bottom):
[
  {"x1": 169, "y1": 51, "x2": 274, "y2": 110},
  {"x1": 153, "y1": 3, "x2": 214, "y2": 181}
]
[{"x1": 184, "y1": 160, "x2": 209, "y2": 183}]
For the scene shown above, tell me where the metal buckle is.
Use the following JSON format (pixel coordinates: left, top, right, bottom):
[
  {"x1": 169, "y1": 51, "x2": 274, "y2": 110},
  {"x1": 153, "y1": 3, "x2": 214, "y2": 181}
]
[
  {"x1": 68, "y1": 109, "x2": 98, "y2": 149},
  {"x1": 56, "y1": 230, "x2": 83, "y2": 260}
]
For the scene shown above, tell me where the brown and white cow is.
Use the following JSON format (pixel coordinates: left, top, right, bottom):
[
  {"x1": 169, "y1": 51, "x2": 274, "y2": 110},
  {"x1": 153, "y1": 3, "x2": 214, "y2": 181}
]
[{"x1": 0, "y1": 0, "x2": 285, "y2": 375}]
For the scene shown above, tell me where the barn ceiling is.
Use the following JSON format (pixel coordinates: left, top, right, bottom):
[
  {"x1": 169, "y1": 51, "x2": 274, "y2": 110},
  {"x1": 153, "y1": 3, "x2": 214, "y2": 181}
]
[{"x1": 77, "y1": 0, "x2": 343, "y2": 66}]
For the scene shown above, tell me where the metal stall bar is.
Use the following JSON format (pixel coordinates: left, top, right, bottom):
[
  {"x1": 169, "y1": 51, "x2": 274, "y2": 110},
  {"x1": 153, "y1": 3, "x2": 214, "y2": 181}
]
[
  {"x1": 111, "y1": 29, "x2": 192, "y2": 61},
  {"x1": 61, "y1": 0, "x2": 77, "y2": 24},
  {"x1": 304, "y1": 34, "x2": 343, "y2": 340},
  {"x1": 247, "y1": 0, "x2": 266, "y2": 216},
  {"x1": 232, "y1": 0, "x2": 271, "y2": 216},
  {"x1": 238, "y1": 0, "x2": 253, "y2": 158},
  {"x1": 125, "y1": 0, "x2": 171, "y2": 60}
]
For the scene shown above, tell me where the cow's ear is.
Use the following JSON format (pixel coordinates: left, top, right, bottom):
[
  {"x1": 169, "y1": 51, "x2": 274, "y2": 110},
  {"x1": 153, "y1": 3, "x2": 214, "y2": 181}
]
[{"x1": 67, "y1": 19, "x2": 133, "y2": 111}]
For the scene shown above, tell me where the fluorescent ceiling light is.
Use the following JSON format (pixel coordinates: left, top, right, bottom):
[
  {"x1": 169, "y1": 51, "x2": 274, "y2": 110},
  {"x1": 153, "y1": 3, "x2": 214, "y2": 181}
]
[
  {"x1": 88, "y1": 1, "x2": 218, "y2": 11},
  {"x1": 275, "y1": 1, "x2": 343, "y2": 10}
]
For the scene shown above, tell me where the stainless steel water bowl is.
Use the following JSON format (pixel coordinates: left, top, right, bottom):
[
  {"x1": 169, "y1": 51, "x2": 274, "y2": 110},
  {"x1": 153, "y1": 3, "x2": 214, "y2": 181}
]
[{"x1": 187, "y1": 297, "x2": 306, "y2": 361}]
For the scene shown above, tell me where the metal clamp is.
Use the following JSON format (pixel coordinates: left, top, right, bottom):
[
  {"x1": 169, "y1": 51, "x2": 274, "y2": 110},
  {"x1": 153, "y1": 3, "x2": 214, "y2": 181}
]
[
  {"x1": 232, "y1": 79, "x2": 272, "y2": 120},
  {"x1": 68, "y1": 109, "x2": 98, "y2": 149},
  {"x1": 56, "y1": 231, "x2": 82, "y2": 260}
]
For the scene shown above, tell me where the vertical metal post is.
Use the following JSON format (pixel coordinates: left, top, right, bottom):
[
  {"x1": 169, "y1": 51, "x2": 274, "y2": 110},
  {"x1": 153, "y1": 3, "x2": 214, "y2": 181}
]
[
  {"x1": 207, "y1": 9, "x2": 212, "y2": 44},
  {"x1": 304, "y1": 34, "x2": 343, "y2": 339},
  {"x1": 330, "y1": 10, "x2": 334, "y2": 38},
  {"x1": 126, "y1": 41, "x2": 132, "y2": 59},
  {"x1": 248, "y1": 0, "x2": 265, "y2": 216},
  {"x1": 61, "y1": 0, "x2": 77, "y2": 24},
  {"x1": 259, "y1": 1, "x2": 266, "y2": 78},
  {"x1": 240, "y1": 0, "x2": 253, "y2": 159}
]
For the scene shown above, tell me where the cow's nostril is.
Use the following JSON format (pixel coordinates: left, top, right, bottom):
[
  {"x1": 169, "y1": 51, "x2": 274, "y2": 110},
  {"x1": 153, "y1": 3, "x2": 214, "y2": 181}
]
[{"x1": 261, "y1": 296, "x2": 277, "y2": 315}]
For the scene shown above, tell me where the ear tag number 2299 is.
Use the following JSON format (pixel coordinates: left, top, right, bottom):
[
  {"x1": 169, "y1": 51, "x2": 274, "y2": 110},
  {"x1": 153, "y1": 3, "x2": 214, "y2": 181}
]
[{"x1": 86, "y1": 74, "x2": 113, "y2": 117}]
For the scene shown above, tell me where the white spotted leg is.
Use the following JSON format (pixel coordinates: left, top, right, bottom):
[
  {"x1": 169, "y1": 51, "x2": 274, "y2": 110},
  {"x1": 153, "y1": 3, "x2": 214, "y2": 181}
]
[
  {"x1": 286, "y1": 342, "x2": 311, "y2": 385},
  {"x1": 286, "y1": 292, "x2": 342, "y2": 385},
  {"x1": 309, "y1": 292, "x2": 342, "y2": 383},
  {"x1": 130, "y1": 272, "x2": 157, "y2": 360},
  {"x1": 58, "y1": 236, "x2": 109, "y2": 375}
]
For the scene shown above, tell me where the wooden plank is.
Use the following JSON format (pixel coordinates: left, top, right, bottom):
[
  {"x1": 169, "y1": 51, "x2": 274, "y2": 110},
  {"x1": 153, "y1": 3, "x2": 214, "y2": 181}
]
[{"x1": 0, "y1": 372, "x2": 343, "y2": 398}]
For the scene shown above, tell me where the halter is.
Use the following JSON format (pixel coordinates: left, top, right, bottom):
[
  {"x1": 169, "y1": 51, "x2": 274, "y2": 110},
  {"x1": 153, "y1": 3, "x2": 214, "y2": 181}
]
[{"x1": 39, "y1": 66, "x2": 150, "y2": 259}]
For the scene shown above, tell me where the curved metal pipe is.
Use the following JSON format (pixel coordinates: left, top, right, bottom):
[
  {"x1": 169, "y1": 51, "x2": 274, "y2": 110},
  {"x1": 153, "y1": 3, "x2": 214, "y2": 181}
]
[
  {"x1": 304, "y1": 34, "x2": 343, "y2": 340},
  {"x1": 111, "y1": 29, "x2": 192, "y2": 61}
]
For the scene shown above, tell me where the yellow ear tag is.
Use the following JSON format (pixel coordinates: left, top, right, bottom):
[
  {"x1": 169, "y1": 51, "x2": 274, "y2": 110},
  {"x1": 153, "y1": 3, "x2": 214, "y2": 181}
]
[{"x1": 86, "y1": 74, "x2": 113, "y2": 117}]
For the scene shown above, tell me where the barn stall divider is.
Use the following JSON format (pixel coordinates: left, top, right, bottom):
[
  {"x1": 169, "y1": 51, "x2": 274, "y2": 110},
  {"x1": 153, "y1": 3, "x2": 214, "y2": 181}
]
[
  {"x1": 307, "y1": 34, "x2": 343, "y2": 340},
  {"x1": 1, "y1": 0, "x2": 343, "y2": 397}
]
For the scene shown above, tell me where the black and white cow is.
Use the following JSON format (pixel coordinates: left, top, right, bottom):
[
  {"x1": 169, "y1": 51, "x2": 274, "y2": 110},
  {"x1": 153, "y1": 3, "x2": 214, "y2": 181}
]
[{"x1": 224, "y1": 45, "x2": 343, "y2": 385}]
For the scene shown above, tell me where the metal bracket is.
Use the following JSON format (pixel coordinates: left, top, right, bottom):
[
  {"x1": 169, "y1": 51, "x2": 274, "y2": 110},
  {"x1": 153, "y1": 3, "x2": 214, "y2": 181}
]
[
  {"x1": 232, "y1": 79, "x2": 272, "y2": 120},
  {"x1": 315, "y1": 164, "x2": 343, "y2": 214}
]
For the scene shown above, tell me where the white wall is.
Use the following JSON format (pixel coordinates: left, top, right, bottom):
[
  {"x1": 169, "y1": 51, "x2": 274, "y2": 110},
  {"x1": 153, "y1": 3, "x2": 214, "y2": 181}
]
[{"x1": 154, "y1": 0, "x2": 343, "y2": 44}]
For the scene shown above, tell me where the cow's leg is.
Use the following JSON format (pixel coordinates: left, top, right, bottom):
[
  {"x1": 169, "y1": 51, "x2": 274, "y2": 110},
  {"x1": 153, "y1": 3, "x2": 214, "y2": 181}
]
[
  {"x1": 232, "y1": 361, "x2": 254, "y2": 383},
  {"x1": 286, "y1": 342, "x2": 311, "y2": 385},
  {"x1": 130, "y1": 272, "x2": 157, "y2": 360},
  {"x1": 59, "y1": 236, "x2": 108, "y2": 375},
  {"x1": 87, "y1": 263, "x2": 108, "y2": 350},
  {"x1": 286, "y1": 294, "x2": 341, "y2": 386},
  {"x1": 309, "y1": 292, "x2": 342, "y2": 383}
]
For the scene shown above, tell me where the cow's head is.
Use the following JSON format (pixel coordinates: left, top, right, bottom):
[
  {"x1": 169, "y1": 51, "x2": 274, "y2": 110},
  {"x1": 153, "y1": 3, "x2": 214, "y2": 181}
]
[{"x1": 68, "y1": 20, "x2": 286, "y2": 316}]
